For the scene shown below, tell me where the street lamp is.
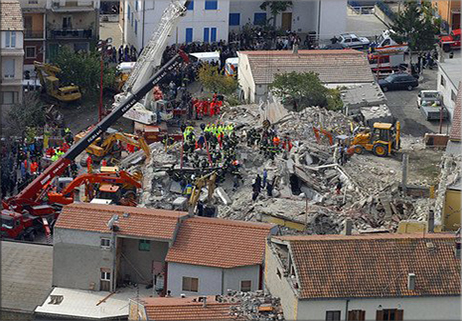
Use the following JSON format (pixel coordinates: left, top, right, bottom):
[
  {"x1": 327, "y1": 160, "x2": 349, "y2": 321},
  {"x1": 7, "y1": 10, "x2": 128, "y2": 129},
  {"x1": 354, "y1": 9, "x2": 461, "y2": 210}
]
[{"x1": 97, "y1": 38, "x2": 113, "y2": 121}]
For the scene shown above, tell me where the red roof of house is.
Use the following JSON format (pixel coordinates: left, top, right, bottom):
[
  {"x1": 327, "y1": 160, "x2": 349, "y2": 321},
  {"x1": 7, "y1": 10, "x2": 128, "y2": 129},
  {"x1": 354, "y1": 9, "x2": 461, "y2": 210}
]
[
  {"x1": 274, "y1": 233, "x2": 460, "y2": 299},
  {"x1": 237, "y1": 49, "x2": 374, "y2": 85},
  {"x1": 166, "y1": 217, "x2": 274, "y2": 268},
  {"x1": 56, "y1": 203, "x2": 187, "y2": 241},
  {"x1": 450, "y1": 81, "x2": 462, "y2": 141},
  {"x1": 137, "y1": 296, "x2": 242, "y2": 321}
]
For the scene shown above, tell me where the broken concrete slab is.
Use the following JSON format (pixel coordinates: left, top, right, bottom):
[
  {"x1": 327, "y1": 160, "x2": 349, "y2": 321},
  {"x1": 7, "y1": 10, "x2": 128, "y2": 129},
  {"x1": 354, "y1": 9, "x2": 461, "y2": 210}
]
[{"x1": 214, "y1": 187, "x2": 232, "y2": 205}]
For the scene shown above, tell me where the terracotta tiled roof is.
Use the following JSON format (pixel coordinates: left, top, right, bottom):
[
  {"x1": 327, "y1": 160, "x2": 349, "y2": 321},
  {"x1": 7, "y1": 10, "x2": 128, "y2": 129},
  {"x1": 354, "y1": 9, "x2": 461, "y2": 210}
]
[
  {"x1": 166, "y1": 217, "x2": 274, "y2": 268},
  {"x1": 275, "y1": 233, "x2": 460, "y2": 299},
  {"x1": 56, "y1": 203, "x2": 187, "y2": 241},
  {"x1": 0, "y1": 1, "x2": 23, "y2": 31},
  {"x1": 138, "y1": 296, "x2": 241, "y2": 321},
  {"x1": 450, "y1": 81, "x2": 462, "y2": 141},
  {"x1": 238, "y1": 49, "x2": 374, "y2": 85}
]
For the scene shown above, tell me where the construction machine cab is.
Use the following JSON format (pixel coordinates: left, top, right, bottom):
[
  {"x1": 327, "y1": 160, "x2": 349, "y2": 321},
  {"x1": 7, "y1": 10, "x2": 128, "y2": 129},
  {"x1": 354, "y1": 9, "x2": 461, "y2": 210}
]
[{"x1": 352, "y1": 121, "x2": 400, "y2": 157}]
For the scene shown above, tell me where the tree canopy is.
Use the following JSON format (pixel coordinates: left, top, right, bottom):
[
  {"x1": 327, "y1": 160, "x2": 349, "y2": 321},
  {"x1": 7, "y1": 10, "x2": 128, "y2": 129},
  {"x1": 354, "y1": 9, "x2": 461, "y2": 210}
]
[
  {"x1": 8, "y1": 92, "x2": 46, "y2": 136},
  {"x1": 198, "y1": 63, "x2": 238, "y2": 95},
  {"x1": 53, "y1": 47, "x2": 117, "y2": 95},
  {"x1": 269, "y1": 71, "x2": 342, "y2": 111},
  {"x1": 260, "y1": 1, "x2": 292, "y2": 28},
  {"x1": 391, "y1": 1, "x2": 441, "y2": 54}
]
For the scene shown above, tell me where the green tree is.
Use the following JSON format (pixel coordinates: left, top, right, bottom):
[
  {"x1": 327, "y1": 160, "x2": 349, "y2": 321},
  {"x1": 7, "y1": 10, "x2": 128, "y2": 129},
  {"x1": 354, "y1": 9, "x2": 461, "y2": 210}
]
[
  {"x1": 53, "y1": 47, "x2": 117, "y2": 95},
  {"x1": 7, "y1": 92, "x2": 46, "y2": 136},
  {"x1": 391, "y1": 1, "x2": 441, "y2": 59},
  {"x1": 260, "y1": 1, "x2": 292, "y2": 28},
  {"x1": 198, "y1": 64, "x2": 238, "y2": 95},
  {"x1": 269, "y1": 71, "x2": 342, "y2": 111}
]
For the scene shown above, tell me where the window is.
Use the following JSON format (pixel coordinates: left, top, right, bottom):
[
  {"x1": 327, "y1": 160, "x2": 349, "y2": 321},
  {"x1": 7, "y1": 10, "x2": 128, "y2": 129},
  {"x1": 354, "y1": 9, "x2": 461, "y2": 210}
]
[
  {"x1": 1, "y1": 92, "x2": 16, "y2": 104},
  {"x1": 182, "y1": 277, "x2": 199, "y2": 292},
  {"x1": 135, "y1": 0, "x2": 138, "y2": 11},
  {"x1": 441, "y1": 75, "x2": 445, "y2": 87},
  {"x1": 254, "y1": 13, "x2": 267, "y2": 25},
  {"x1": 101, "y1": 270, "x2": 111, "y2": 281},
  {"x1": 100, "y1": 238, "x2": 111, "y2": 248},
  {"x1": 276, "y1": 268, "x2": 281, "y2": 279},
  {"x1": 186, "y1": 28, "x2": 193, "y2": 43},
  {"x1": 240, "y1": 280, "x2": 251, "y2": 292},
  {"x1": 127, "y1": 5, "x2": 131, "y2": 20},
  {"x1": 3, "y1": 59, "x2": 15, "y2": 78},
  {"x1": 376, "y1": 309, "x2": 403, "y2": 321},
  {"x1": 24, "y1": 16, "x2": 33, "y2": 30},
  {"x1": 348, "y1": 310, "x2": 365, "y2": 321},
  {"x1": 139, "y1": 239, "x2": 151, "y2": 251},
  {"x1": 451, "y1": 90, "x2": 457, "y2": 102},
  {"x1": 131, "y1": 13, "x2": 134, "y2": 26},
  {"x1": 100, "y1": 268, "x2": 111, "y2": 291},
  {"x1": 382, "y1": 38, "x2": 391, "y2": 46},
  {"x1": 204, "y1": 28, "x2": 210, "y2": 42},
  {"x1": 25, "y1": 47, "x2": 36, "y2": 59},
  {"x1": 326, "y1": 311, "x2": 341, "y2": 321},
  {"x1": 5, "y1": 31, "x2": 16, "y2": 48},
  {"x1": 62, "y1": 16, "x2": 72, "y2": 29},
  {"x1": 205, "y1": 0, "x2": 217, "y2": 10},
  {"x1": 186, "y1": 1, "x2": 194, "y2": 10},
  {"x1": 135, "y1": 20, "x2": 138, "y2": 35},
  {"x1": 211, "y1": 27, "x2": 217, "y2": 42},
  {"x1": 28, "y1": 0, "x2": 39, "y2": 3},
  {"x1": 229, "y1": 13, "x2": 240, "y2": 26}
]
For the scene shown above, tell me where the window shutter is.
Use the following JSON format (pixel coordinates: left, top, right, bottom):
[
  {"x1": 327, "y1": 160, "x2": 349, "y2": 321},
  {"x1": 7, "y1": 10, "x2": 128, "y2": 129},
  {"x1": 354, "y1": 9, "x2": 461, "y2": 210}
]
[
  {"x1": 395, "y1": 310, "x2": 403, "y2": 321},
  {"x1": 376, "y1": 310, "x2": 384, "y2": 321}
]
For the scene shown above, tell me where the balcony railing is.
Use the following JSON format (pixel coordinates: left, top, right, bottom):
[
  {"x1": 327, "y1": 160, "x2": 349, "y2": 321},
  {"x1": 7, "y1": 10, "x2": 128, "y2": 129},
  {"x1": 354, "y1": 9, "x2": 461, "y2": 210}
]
[
  {"x1": 51, "y1": 1, "x2": 95, "y2": 12},
  {"x1": 24, "y1": 29, "x2": 44, "y2": 39},
  {"x1": 49, "y1": 29, "x2": 93, "y2": 39}
]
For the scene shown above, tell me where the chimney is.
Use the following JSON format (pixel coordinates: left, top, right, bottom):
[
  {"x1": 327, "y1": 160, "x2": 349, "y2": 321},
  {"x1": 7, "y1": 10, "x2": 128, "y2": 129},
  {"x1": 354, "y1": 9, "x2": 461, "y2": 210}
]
[
  {"x1": 202, "y1": 296, "x2": 207, "y2": 308},
  {"x1": 428, "y1": 210, "x2": 434, "y2": 233},
  {"x1": 292, "y1": 44, "x2": 299, "y2": 55},
  {"x1": 454, "y1": 238, "x2": 461, "y2": 259},
  {"x1": 407, "y1": 273, "x2": 416, "y2": 290},
  {"x1": 343, "y1": 218, "x2": 353, "y2": 235}
]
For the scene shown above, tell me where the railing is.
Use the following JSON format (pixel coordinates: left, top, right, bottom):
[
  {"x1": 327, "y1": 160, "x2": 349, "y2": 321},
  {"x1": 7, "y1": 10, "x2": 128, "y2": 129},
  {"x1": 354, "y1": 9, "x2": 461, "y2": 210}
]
[
  {"x1": 51, "y1": 1, "x2": 94, "y2": 10},
  {"x1": 24, "y1": 29, "x2": 44, "y2": 39},
  {"x1": 48, "y1": 29, "x2": 93, "y2": 39},
  {"x1": 375, "y1": 1, "x2": 397, "y2": 21},
  {"x1": 348, "y1": 4, "x2": 375, "y2": 15}
]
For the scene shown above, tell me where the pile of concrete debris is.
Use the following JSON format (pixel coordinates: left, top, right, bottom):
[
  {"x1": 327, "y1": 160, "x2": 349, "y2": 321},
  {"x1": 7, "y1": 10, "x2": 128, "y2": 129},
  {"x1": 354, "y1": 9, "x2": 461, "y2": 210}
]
[
  {"x1": 219, "y1": 290, "x2": 284, "y2": 321},
  {"x1": 139, "y1": 102, "x2": 442, "y2": 235}
]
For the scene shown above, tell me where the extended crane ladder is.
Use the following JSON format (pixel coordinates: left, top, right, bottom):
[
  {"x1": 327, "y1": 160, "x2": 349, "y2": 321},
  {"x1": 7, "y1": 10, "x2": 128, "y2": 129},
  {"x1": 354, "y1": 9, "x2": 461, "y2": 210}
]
[{"x1": 124, "y1": 0, "x2": 187, "y2": 93}]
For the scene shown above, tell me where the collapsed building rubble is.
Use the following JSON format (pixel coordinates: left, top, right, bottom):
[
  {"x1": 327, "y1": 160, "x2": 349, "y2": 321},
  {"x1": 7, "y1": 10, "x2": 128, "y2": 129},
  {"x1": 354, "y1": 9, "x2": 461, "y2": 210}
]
[
  {"x1": 138, "y1": 99, "x2": 445, "y2": 235},
  {"x1": 221, "y1": 290, "x2": 284, "y2": 321}
]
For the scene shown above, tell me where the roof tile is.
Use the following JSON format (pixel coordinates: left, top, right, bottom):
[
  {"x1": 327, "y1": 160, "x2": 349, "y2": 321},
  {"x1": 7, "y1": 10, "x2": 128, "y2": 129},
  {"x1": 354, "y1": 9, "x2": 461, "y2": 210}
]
[
  {"x1": 56, "y1": 203, "x2": 187, "y2": 241},
  {"x1": 238, "y1": 49, "x2": 374, "y2": 85},
  {"x1": 276, "y1": 233, "x2": 460, "y2": 299},
  {"x1": 166, "y1": 217, "x2": 274, "y2": 268}
]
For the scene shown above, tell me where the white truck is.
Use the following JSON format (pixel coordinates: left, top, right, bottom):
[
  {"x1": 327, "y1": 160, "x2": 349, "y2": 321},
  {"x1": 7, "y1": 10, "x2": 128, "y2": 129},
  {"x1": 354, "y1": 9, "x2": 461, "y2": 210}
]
[{"x1": 417, "y1": 90, "x2": 449, "y2": 121}]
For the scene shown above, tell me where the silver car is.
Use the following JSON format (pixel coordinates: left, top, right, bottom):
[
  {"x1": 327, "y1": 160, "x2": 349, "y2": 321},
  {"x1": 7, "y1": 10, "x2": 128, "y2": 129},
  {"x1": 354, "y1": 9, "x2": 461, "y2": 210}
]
[{"x1": 338, "y1": 33, "x2": 370, "y2": 49}]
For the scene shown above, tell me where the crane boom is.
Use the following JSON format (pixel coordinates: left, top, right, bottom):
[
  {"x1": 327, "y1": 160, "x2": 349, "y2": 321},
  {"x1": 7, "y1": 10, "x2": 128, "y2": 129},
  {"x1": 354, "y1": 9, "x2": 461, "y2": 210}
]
[{"x1": 6, "y1": 51, "x2": 191, "y2": 208}]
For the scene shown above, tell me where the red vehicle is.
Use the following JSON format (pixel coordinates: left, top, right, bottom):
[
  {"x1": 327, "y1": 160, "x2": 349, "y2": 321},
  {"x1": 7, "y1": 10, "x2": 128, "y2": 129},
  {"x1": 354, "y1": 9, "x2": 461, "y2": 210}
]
[
  {"x1": 439, "y1": 29, "x2": 461, "y2": 52},
  {"x1": 1, "y1": 51, "x2": 192, "y2": 241}
]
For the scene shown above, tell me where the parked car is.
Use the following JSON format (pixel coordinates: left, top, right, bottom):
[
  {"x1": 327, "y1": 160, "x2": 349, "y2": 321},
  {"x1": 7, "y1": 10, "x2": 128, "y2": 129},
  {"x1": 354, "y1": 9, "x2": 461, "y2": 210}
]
[
  {"x1": 378, "y1": 73, "x2": 418, "y2": 92},
  {"x1": 417, "y1": 90, "x2": 449, "y2": 121},
  {"x1": 337, "y1": 33, "x2": 370, "y2": 49}
]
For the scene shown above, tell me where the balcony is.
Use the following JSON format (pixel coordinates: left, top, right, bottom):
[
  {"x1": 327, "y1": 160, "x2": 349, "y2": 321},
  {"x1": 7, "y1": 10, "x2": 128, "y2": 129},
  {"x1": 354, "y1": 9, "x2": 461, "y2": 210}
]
[
  {"x1": 24, "y1": 29, "x2": 44, "y2": 39},
  {"x1": 51, "y1": 1, "x2": 95, "y2": 12},
  {"x1": 48, "y1": 29, "x2": 93, "y2": 39}
]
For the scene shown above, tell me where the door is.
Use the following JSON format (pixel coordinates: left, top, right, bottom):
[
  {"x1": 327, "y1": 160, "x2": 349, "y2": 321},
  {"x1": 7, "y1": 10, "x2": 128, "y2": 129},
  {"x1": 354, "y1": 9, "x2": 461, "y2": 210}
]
[
  {"x1": 185, "y1": 28, "x2": 193, "y2": 43},
  {"x1": 211, "y1": 28, "x2": 217, "y2": 42},
  {"x1": 62, "y1": 16, "x2": 72, "y2": 29},
  {"x1": 348, "y1": 310, "x2": 365, "y2": 321},
  {"x1": 204, "y1": 28, "x2": 210, "y2": 42},
  {"x1": 281, "y1": 12, "x2": 292, "y2": 31}
]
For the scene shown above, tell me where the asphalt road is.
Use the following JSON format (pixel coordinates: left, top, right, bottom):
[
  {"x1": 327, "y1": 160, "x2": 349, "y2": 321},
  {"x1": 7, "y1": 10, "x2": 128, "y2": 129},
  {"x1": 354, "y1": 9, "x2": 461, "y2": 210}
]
[{"x1": 383, "y1": 67, "x2": 451, "y2": 137}]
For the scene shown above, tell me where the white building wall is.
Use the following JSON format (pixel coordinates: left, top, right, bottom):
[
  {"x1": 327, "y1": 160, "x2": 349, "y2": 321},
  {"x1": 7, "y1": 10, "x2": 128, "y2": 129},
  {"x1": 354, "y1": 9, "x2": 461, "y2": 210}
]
[
  {"x1": 167, "y1": 262, "x2": 223, "y2": 296},
  {"x1": 319, "y1": 0, "x2": 347, "y2": 40},
  {"x1": 236, "y1": 52, "x2": 255, "y2": 103},
  {"x1": 297, "y1": 296, "x2": 461, "y2": 321},
  {"x1": 229, "y1": 1, "x2": 264, "y2": 32},
  {"x1": 437, "y1": 64, "x2": 460, "y2": 120},
  {"x1": 222, "y1": 265, "x2": 260, "y2": 292}
]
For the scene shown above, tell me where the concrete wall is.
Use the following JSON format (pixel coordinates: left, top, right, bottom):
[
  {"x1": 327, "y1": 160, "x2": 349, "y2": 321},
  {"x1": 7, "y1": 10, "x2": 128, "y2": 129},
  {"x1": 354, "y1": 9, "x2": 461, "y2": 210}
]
[
  {"x1": 236, "y1": 52, "x2": 255, "y2": 103},
  {"x1": 296, "y1": 296, "x2": 461, "y2": 321},
  {"x1": 53, "y1": 228, "x2": 114, "y2": 291},
  {"x1": 319, "y1": 0, "x2": 347, "y2": 40},
  {"x1": 264, "y1": 242, "x2": 299, "y2": 320},
  {"x1": 223, "y1": 265, "x2": 260, "y2": 292},
  {"x1": 118, "y1": 237, "x2": 169, "y2": 285},
  {"x1": 167, "y1": 262, "x2": 223, "y2": 296}
]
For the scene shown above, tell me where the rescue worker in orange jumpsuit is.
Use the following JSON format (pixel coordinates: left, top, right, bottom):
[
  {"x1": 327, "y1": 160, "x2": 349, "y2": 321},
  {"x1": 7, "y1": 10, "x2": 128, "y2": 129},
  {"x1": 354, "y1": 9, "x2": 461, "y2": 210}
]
[{"x1": 86, "y1": 155, "x2": 93, "y2": 173}]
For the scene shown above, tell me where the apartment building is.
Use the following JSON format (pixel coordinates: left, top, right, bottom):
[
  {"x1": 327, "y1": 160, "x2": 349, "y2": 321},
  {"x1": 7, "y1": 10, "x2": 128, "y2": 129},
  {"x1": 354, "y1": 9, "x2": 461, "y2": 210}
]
[
  {"x1": 121, "y1": 0, "x2": 347, "y2": 50},
  {"x1": 1, "y1": 1, "x2": 24, "y2": 108},
  {"x1": 433, "y1": 0, "x2": 461, "y2": 31}
]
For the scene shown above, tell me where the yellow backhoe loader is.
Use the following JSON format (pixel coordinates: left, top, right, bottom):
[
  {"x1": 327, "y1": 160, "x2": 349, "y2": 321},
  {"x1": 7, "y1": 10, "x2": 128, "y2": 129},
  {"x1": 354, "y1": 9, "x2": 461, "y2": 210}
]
[{"x1": 351, "y1": 122, "x2": 401, "y2": 157}]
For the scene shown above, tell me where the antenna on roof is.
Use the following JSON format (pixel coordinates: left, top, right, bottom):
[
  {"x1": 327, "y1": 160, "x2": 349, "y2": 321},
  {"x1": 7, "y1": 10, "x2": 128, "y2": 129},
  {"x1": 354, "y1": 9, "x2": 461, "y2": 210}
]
[{"x1": 107, "y1": 214, "x2": 119, "y2": 231}]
